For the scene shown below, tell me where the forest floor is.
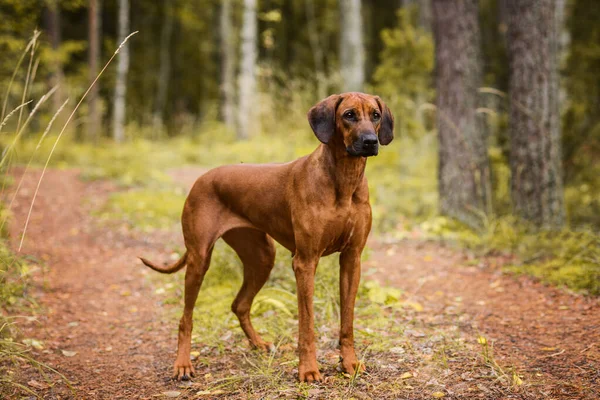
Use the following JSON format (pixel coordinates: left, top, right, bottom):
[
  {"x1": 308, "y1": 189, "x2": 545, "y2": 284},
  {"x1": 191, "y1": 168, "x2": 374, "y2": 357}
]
[{"x1": 3, "y1": 167, "x2": 599, "y2": 399}]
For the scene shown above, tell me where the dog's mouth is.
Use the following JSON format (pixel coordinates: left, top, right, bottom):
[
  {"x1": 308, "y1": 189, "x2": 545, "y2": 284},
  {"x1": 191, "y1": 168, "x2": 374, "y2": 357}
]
[{"x1": 346, "y1": 143, "x2": 379, "y2": 157}]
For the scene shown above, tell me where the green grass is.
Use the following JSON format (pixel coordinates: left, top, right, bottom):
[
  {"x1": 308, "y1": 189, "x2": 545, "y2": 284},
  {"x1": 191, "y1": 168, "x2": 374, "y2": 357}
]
[{"x1": 147, "y1": 241, "x2": 515, "y2": 398}]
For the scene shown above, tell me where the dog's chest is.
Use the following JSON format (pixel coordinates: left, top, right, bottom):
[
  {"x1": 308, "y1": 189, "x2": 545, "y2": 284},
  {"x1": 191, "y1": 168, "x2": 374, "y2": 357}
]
[{"x1": 320, "y1": 204, "x2": 365, "y2": 254}]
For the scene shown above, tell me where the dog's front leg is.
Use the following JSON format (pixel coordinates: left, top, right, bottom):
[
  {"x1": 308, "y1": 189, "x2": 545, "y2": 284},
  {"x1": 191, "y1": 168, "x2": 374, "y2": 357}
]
[
  {"x1": 292, "y1": 255, "x2": 322, "y2": 383},
  {"x1": 339, "y1": 249, "x2": 365, "y2": 376}
]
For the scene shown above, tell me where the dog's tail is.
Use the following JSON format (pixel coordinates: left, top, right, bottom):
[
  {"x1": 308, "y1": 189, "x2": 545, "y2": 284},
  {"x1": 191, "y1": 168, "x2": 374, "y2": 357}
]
[{"x1": 139, "y1": 252, "x2": 188, "y2": 274}]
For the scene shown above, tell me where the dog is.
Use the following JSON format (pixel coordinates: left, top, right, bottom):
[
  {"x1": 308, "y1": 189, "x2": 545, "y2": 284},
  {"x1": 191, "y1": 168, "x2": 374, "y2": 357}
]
[{"x1": 140, "y1": 92, "x2": 394, "y2": 382}]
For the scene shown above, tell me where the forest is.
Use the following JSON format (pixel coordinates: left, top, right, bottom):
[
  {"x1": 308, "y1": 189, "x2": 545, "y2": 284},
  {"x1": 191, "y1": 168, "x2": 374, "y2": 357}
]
[{"x1": 1, "y1": 0, "x2": 599, "y2": 398}]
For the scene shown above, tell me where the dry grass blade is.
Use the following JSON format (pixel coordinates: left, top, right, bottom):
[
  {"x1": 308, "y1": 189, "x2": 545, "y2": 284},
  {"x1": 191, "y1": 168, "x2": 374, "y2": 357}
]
[
  {"x1": 0, "y1": 101, "x2": 32, "y2": 134},
  {"x1": 0, "y1": 86, "x2": 58, "y2": 170},
  {"x1": 18, "y1": 31, "x2": 139, "y2": 252},
  {"x1": 0, "y1": 99, "x2": 69, "y2": 234},
  {"x1": 1, "y1": 31, "x2": 41, "y2": 121},
  {"x1": 17, "y1": 32, "x2": 39, "y2": 133}
]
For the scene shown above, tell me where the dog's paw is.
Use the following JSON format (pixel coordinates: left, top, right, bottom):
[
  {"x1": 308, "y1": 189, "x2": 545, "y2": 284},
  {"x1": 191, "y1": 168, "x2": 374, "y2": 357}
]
[
  {"x1": 172, "y1": 359, "x2": 195, "y2": 381},
  {"x1": 252, "y1": 340, "x2": 275, "y2": 354},
  {"x1": 298, "y1": 362, "x2": 323, "y2": 383},
  {"x1": 340, "y1": 357, "x2": 366, "y2": 376}
]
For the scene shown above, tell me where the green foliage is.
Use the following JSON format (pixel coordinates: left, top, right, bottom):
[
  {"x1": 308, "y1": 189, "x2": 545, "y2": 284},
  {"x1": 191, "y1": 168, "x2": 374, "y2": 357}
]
[
  {"x1": 563, "y1": 0, "x2": 600, "y2": 183},
  {"x1": 0, "y1": 238, "x2": 31, "y2": 310},
  {"x1": 98, "y1": 187, "x2": 186, "y2": 231},
  {"x1": 371, "y1": 6, "x2": 435, "y2": 138}
]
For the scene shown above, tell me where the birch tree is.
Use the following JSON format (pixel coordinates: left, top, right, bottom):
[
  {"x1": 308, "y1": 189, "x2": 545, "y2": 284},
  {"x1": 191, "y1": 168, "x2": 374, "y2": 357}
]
[
  {"x1": 220, "y1": 0, "x2": 235, "y2": 130},
  {"x1": 237, "y1": 0, "x2": 257, "y2": 139},
  {"x1": 339, "y1": 0, "x2": 364, "y2": 92},
  {"x1": 112, "y1": 0, "x2": 130, "y2": 143}
]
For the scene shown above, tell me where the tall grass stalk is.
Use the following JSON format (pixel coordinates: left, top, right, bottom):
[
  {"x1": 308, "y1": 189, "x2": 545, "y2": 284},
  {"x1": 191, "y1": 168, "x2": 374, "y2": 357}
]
[
  {"x1": 18, "y1": 31, "x2": 138, "y2": 252},
  {"x1": 0, "y1": 101, "x2": 32, "y2": 135},
  {"x1": 0, "y1": 31, "x2": 40, "y2": 122},
  {"x1": 16, "y1": 32, "x2": 39, "y2": 133},
  {"x1": 0, "y1": 99, "x2": 69, "y2": 234}
]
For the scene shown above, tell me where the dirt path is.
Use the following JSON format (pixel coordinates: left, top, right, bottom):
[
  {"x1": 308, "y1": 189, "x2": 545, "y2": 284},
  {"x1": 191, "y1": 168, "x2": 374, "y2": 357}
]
[
  {"x1": 5, "y1": 167, "x2": 600, "y2": 399},
  {"x1": 368, "y1": 241, "x2": 600, "y2": 398},
  {"x1": 7, "y1": 168, "x2": 182, "y2": 398}
]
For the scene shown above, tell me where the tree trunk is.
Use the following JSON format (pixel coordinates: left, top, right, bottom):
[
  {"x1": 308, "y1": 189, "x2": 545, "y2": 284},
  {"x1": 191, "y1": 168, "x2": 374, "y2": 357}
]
[
  {"x1": 112, "y1": 0, "x2": 130, "y2": 143},
  {"x1": 152, "y1": 0, "x2": 175, "y2": 137},
  {"x1": 237, "y1": 0, "x2": 257, "y2": 139},
  {"x1": 45, "y1": 1, "x2": 64, "y2": 112},
  {"x1": 339, "y1": 0, "x2": 364, "y2": 92},
  {"x1": 88, "y1": 0, "x2": 101, "y2": 140},
  {"x1": 305, "y1": 0, "x2": 327, "y2": 100},
  {"x1": 220, "y1": 0, "x2": 235, "y2": 130},
  {"x1": 507, "y1": 0, "x2": 564, "y2": 228},
  {"x1": 432, "y1": 0, "x2": 490, "y2": 228}
]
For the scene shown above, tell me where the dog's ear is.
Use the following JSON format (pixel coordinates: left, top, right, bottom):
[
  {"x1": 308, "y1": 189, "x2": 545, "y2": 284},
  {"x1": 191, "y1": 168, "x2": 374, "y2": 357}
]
[
  {"x1": 375, "y1": 96, "x2": 394, "y2": 145},
  {"x1": 307, "y1": 94, "x2": 342, "y2": 144}
]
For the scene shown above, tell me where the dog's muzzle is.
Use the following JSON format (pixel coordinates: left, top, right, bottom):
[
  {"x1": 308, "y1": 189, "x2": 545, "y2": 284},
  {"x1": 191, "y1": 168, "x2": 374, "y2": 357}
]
[{"x1": 347, "y1": 133, "x2": 379, "y2": 157}]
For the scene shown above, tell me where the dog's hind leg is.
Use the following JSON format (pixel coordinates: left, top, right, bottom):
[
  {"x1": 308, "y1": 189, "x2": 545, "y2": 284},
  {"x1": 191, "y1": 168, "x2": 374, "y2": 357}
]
[
  {"x1": 173, "y1": 247, "x2": 213, "y2": 381},
  {"x1": 222, "y1": 228, "x2": 276, "y2": 352}
]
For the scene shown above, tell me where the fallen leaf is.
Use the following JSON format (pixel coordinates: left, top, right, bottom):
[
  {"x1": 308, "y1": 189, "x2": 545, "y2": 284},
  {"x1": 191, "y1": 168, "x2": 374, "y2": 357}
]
[
  {"x1": 161, "y1": 391, "x2": 180, "y2": 398},
  {"x1": 28, "y1": 379, "x2": 50, "y2": 390},
  {"x1": 190, "y1": 350, "x2": 200, "y2": 360},
  {"x1": 432, "y1": 392, "x2": 445, "y2": 398},
  {"x1": 512, "y1": 372, "x2": 523, "y2": 386},
  {"x1": 400, "y1": 372, "x2": 412, "y2": 379},
  {"x1": 197, "y1": 390, "x2": 225, "y2": 396},
  {"x1": 22, "y1": 339, "x2": 44, "y2": 350},
  {"x1": 61, "y1": 350, "x2": 77, "y2": 357},
  {"x1": 406, "y1": 301, "x2": 424, "y2": 312}
]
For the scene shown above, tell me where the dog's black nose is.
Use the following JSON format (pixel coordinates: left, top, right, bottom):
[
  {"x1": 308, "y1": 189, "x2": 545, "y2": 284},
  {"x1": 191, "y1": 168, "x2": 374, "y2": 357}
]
[{"x1": 361, "y1": 134, "x2": 378, "y2": 147}]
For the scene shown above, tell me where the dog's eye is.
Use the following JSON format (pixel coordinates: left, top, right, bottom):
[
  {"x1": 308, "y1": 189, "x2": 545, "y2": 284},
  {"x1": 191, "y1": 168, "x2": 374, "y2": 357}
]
[
  {"x1": 373, "y1": 112, "x2": 381, "y2": 121},
  {"x1": 343, "y1": 111, "x2": 356, "y2": 120}
]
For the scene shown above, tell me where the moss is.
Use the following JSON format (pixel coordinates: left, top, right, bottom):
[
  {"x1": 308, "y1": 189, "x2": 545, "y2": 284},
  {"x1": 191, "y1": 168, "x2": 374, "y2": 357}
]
[{"x1": 98, "y1": 188, "x2": 187, "y2": 231}]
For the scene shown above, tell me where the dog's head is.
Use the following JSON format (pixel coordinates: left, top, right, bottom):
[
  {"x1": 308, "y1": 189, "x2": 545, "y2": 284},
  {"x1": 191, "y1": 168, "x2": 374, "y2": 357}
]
[{"x1": 307, "y1": 92, "x2": 394, "y2": 157}]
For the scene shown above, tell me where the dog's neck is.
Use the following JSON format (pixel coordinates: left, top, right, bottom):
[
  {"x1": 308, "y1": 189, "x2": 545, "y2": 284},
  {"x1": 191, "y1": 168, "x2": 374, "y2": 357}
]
[{"x1": 315, "y1": 140, "x2": 367, "y2": 203}]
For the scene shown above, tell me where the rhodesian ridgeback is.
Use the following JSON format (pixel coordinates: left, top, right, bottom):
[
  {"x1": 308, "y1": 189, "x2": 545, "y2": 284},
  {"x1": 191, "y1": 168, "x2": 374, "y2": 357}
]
[{"x1": 141, "y1": 92, "x2": 394, "y2": 382}]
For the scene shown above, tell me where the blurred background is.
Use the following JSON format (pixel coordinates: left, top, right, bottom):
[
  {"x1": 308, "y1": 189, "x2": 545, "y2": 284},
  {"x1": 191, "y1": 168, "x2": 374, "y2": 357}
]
[
  {"x1": 1, "y1": 1, "x2": 600, "y2": 397},
  {"x1": 1, "y1": 1, "x2": 599, "y2": 303}
]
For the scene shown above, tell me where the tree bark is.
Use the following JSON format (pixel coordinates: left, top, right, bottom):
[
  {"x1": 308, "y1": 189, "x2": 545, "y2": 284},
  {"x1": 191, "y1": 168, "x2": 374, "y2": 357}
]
[
  {"x1": 506, "y1": 0, "x2": 564, "y2": 228},
  {"x1": 432, "y1": 0, "x2": 490, "y2": 228},
  {"x1": 88, "y1": 0, "x2": 101, "y2": 140},
  {"x1": 152, "y1": 0, "x2": 175, "y2": 137},
  {"x1": 305, "y1": 0, "x2": 327, "y2": 100},
  {"x1": 220, "y1": 0, "x2": 235, "y2": 131},
  {"x1": 339, "y1": 0, "x2": 364, "y2": 92},
  {"x1": 45, "y1": 0, "x2": 64, "y2": 112},
  {"x1": 112, "y1": 0, "x2": 130, "y2": 143},
  {"x1": 237, "y1": 0, "x2": 257, "y2": 139}
]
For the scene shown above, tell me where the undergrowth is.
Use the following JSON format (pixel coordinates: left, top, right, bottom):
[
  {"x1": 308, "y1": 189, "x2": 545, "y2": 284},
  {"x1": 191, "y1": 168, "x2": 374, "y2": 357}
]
[{"x1": 421, "y1": 215, "x2": 600, "y2": 295}]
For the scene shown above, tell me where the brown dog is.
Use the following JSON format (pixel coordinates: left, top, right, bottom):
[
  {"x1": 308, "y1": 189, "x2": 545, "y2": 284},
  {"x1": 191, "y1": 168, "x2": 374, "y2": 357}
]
[{"x1": 141, "y1": 92, "x2": 394, "y2": 382}]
